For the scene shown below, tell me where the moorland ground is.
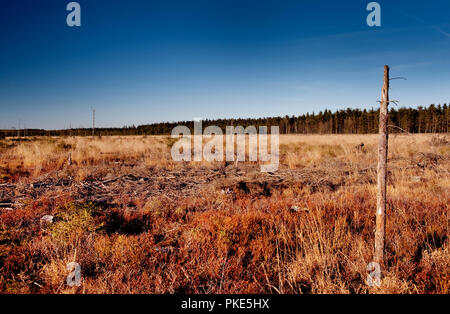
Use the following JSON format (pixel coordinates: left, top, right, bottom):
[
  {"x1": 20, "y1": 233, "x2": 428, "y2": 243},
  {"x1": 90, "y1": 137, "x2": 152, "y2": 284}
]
[{"x1": 0, "y1": 134, "x2": 448, "y2": 293}]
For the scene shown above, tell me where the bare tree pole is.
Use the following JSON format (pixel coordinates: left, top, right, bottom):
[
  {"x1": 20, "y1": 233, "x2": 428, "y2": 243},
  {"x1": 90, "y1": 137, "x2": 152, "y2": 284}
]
[
  {"x1": 91, "y1": 106, "x2": 95, "y2": 137},
  {"x1": 375, "y1": 65, "x2": 389, "y2": 266}
]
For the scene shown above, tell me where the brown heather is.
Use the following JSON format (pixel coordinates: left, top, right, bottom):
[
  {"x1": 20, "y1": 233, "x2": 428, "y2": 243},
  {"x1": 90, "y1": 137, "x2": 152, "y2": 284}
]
[{"x1": 0, "y1": 134, "x2": 448, "y2": 293}]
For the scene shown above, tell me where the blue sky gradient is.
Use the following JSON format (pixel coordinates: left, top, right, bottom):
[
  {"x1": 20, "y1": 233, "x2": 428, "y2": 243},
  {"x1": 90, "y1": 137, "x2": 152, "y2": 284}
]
[{"x1": 1, "y1": 0, "x2": 449, "y2": 129}]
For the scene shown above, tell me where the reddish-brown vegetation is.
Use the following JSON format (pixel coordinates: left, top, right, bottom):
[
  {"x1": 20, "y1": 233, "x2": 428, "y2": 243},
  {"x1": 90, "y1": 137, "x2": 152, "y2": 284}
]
[{"x1": 0, "y1": 134, "x2": 448, "y2": 293}]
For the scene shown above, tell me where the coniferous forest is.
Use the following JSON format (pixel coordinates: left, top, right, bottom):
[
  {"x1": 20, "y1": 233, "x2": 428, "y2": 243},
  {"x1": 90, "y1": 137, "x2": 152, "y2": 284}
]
[{"x1": 1, "y1": 104, "x2": 448, "y2": 137}]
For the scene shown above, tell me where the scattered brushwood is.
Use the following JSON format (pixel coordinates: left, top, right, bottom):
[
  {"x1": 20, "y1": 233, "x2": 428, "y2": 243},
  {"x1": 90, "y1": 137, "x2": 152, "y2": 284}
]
[
  {"x1": 429, "y1": 135, "x2": 449, "y2": 146},
  {"x1": 0, "y1": 201, "x2": 13, "y2": 210},
  {"x1": 2, "y1": 165, "x2": 346, "y2": 211},
  {"x1": 414, "y1": 152, "x2": 445, "y2": 169}
]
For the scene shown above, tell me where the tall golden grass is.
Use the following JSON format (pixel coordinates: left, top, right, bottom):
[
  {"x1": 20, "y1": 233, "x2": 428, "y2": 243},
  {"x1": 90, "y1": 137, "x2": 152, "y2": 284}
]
[{"x1": 1, "y1": 134, "x2": 447, "y2": 179}]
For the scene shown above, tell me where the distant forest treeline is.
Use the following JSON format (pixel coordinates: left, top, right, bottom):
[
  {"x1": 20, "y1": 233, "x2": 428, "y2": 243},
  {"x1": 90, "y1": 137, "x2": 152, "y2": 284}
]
[{"x1": 1, "y1": 104, "x2": 448, "y2": 138}]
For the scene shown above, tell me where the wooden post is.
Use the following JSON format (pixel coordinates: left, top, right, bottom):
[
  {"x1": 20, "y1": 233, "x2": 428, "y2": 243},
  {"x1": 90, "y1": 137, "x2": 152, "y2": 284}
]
[{"x1": 375, "y1": 65, "x2": 389, "y2": 266}]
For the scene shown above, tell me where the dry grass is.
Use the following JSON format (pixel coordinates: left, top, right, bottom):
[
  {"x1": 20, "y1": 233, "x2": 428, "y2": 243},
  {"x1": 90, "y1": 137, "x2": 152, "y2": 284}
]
[{"x1": 0, "y1": 134, "x2": 448, "y2": 293}]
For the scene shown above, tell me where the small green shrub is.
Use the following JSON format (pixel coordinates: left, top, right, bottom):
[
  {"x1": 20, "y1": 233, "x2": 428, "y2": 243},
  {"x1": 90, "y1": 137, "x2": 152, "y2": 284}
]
[{"x1": 49, "y1": 202, "x2": 101, "y2": 244}]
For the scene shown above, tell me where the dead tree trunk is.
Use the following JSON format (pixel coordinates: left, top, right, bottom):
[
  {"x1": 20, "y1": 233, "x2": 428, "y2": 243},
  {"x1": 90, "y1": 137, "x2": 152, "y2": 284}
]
[
  {"x1": 91, "y1": 106, "x2": 95, "y2": 137},
  {"x1": 375, "y1": 65, "x2": 389, "y2": 266}
]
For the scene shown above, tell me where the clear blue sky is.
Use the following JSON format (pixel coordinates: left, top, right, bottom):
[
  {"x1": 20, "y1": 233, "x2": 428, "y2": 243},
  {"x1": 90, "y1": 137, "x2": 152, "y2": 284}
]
[{"x1": 1, "y1": 0, "x2": 449, "y2": 129}]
